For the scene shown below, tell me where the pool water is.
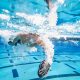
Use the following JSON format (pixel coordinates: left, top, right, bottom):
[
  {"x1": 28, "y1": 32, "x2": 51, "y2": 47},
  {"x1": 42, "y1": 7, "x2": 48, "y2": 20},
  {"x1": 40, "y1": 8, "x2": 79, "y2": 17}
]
[
  {"x1": 0, "y1": 0, "x2": 80, "y2": 80},
  {"x1": 0, "y1": 37, "x2": 80, "y2": 80}
]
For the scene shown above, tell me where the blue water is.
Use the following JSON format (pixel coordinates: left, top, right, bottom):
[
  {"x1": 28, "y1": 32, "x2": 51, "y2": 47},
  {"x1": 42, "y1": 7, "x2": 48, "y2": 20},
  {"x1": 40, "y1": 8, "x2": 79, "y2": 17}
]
[
  {"x1": 0, "y1": 0, "x2": 80, "y2": 80},
  {"x1": 0, "y1": 36, "x2": 80, "y2": 80}
]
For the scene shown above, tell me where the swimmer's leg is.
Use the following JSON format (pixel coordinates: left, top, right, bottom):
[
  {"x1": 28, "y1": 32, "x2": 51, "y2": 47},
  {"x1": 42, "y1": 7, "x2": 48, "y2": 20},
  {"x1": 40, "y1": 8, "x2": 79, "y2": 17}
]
[{"x1": 37, "y1": 36, "x2": 54, "y2": 78}]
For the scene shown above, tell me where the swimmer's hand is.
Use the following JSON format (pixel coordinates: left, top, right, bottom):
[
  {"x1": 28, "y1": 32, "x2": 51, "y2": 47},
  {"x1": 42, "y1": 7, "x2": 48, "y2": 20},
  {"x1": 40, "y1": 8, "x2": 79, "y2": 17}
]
[
  {"x1": 8, "y1": 41, "x2": 17, "y2": 46},
  {"x1": 38, "y1": 60, "x2": 50, "y2": 78}
]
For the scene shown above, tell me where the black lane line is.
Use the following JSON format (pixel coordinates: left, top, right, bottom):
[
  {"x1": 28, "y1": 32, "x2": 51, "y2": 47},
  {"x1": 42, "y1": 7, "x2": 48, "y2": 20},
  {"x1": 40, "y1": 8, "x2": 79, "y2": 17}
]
[
  {"x1": 31, "y1": 73, "x2": 80, "y2": 80},
  {"x1": 73, "y1": 71, "x2": 80, "y2": 74},
  {"x1": 54, "y1": 60, "x2": 61, "y2": 63},
  {"x1": 12, "y1": 69, "x2": 19, "y2": 78},
  {"x1": 8, "y1": 53, "x2": 10, "y2": 56},
  {"x1": 0, "y1": 55, "x2": 44, "y2": 59},
  {"x1": 0, "y1": 59, "x2": 80, "y2": 69},
  {"x1": 64, "y1": 63, "x2": 76, "y2": 70},
  {"x1": 9, "y1": 59, "x2": 14, "y2": 63},
  {"x1": 0, "y1": 62, "x2": 41, "y2": 69},
  {"x1": 55, "y1": 60, "x2": 80, "y2": 62},
  {"x1": 33, "y1": 57, "x2": 38, "y2": 60},
  {"x1": 65, "y1": 56, "x2": 72, "y2": 59}
]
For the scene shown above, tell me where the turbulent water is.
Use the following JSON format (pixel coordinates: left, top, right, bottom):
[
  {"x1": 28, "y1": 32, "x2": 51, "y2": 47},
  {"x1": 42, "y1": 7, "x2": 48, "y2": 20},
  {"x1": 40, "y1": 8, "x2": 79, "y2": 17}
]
[{"x1": 0, "y1": 0, "x2": 80, "y2": 61}]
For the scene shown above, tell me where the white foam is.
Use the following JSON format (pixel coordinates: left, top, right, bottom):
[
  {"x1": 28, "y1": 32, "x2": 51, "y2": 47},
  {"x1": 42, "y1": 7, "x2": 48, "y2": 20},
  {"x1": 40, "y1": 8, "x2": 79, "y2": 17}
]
[
  {"x1": 0, "y1": 14, "x2": 10, "y2": 20},
  {"x1": 0, "y1": 30, "x2": 14, "y2": 42},
  {"x1": 58, "y1": 21, "x2": 80, "y2": 34},
  {"x1": 57, "y1": 0, "x2": 64, "y2": 4},
  {"x1": 48, "y1": 6, "x2": 58, "y2": 28},
  {"x1": 2, "y1": 9, "x2": 9, "y2": 13},
  {"x1": 16, "y1": 12, "x2": 46, "y2": 26}
]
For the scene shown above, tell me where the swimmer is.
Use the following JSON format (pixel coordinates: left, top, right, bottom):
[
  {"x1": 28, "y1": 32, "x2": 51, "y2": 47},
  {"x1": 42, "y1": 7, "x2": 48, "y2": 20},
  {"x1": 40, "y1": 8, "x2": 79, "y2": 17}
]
[
  {"x1": 8, "y1": 0, "x2": 62, "y2": 78},
  {"x1": 8, "y1": 33, "x2": 54, "y2": 78}
]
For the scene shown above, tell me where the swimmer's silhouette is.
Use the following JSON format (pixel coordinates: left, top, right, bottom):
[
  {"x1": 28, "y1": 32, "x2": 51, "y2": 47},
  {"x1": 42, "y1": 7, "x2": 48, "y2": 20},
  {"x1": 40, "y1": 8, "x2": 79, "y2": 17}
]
[
  {"x1": 8, "y1": 0, "x2": 64, "y2": 78},
  {"x1": 8, "y1": 33, "x2": 53, "y2": 78}
]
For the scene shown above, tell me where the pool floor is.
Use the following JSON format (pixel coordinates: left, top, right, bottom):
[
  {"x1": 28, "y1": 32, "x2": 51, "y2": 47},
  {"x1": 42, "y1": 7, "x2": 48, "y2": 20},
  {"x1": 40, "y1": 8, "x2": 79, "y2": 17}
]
[{"x1": 0, "y1": 43, "x2": 80, "y2": 80}]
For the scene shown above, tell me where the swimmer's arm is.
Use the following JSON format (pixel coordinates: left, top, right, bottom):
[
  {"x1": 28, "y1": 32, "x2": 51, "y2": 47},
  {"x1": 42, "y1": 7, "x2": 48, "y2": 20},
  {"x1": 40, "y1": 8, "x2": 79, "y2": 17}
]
[
  {"x1": 36, "y1": 37, "x2": 54, "y2": 65},
  {"x1": 36, "y1": 38, "x2": 48, "y2": 51}
]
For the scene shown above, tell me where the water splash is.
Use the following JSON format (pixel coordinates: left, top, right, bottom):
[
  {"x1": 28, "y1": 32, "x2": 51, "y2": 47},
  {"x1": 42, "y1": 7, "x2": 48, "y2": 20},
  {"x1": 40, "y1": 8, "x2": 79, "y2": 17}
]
[
  {"x1": 0, "y1": 14, "x2": 10, "y2": 20},
  {"x1": 0, "y1": 0, "x2": 80, "y2": 63}
]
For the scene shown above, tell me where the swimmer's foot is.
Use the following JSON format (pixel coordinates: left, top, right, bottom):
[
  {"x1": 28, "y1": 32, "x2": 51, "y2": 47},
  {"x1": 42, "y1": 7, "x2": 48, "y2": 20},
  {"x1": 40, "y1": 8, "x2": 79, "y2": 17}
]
[{"x1": 38, "y1": 60, "x2": 50, "y2": 78}]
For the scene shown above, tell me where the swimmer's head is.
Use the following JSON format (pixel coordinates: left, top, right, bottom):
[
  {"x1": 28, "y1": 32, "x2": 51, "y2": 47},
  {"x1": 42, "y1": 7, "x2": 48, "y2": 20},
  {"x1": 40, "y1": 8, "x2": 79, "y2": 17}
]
[
  {"x1": 8, "y1": 35, "x2": 21, "y2": 46},
  {"x1": 8, "y1": 39, "x2": 21, "y2": 46}
]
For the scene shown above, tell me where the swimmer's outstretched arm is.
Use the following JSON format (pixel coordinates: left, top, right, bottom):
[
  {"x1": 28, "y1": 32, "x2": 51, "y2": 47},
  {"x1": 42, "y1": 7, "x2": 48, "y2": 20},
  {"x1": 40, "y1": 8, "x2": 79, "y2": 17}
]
[
  {"x1": 36, "y1": 36, "x2": 54, "y2": 65},
  {"x1": 36, "y1": 36, "x2": 54, "y2": 77}
]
